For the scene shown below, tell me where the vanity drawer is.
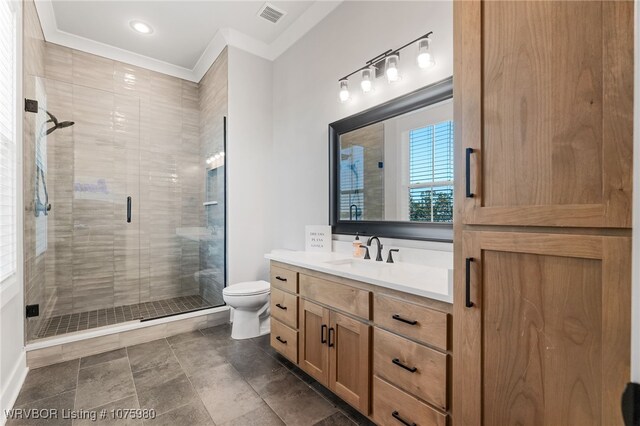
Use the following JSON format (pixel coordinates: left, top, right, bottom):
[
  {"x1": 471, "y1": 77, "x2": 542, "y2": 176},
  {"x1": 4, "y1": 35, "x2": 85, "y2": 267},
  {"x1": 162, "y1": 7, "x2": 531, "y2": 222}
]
[
  {"x1": 373, "y1": 327, "x2": 447, "y2": 410},
  {"x1": 374, "y1": 294, "x2": 448, "y2": 350},
  {"x1": 271, "y1": 265, "x2": 298, "y2": 293},
  {"x1": 299, "y1": 274, "x2": 370, "y2": 320},
  {"x1": 270, "y1": 287, "x2": 298, "y2": 329},
  {"x1": 372, "y1": 376, "x2": 446, "y2": 426},
  {"x1": 270, "y1": 318, "x2": 298, "y2": 363}
]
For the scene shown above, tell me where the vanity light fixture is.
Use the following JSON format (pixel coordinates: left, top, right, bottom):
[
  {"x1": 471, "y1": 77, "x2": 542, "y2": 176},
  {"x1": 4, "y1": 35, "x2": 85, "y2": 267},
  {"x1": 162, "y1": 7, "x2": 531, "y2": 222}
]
[
  {"x1": 339, "y1": 79, "x2": 350, "y2": 103},
  {"x1": 417, "y1": 37, "x2": 435, "y2": 69},
  {"x1": 130, "y1": 20, "x2": 153, "y2": 34},
  {"x1": 360, "y1": 67, "x2": 373, "y2": 93},
  {"x1": 386, "y1": 54, "x2": 400, "y2": 83},
  {"x1": 336, "y1": 31, "x2": 433, "y2": 102}
]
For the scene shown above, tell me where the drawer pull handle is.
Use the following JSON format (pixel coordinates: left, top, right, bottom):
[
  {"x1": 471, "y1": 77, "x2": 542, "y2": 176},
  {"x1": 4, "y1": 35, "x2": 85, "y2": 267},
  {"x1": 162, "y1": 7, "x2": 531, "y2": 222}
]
[
  {"x1": 275, "y1": 303, "x2": 287, "y2": 310},
  {"x1": 465, "y1": 147, "x2": 474, "y2": 198},
  {"x1": 392, "y1": 411, "x2": 416, "y2": 426},
  {"x1": 321, "y1": 324, "x2": 327, "y2": 344},
  {"x1": 275, "y1": 276, "x2": 287, "y2": 282},
  {"x1": 465, "y1": 257, "x2": 474, "y2": 308},
  {"x1": 392, "y1": 314, "x2": 417, "y2": 325},
  {"x1": 275, "y1": 336, "x2": 287, "y2": 344},
  {"x1": 328, "y1": 327, "x2": 335, "y2": 347},
  {"x1": 392, "y1": 358, "x2": 418, "y2": 373}
]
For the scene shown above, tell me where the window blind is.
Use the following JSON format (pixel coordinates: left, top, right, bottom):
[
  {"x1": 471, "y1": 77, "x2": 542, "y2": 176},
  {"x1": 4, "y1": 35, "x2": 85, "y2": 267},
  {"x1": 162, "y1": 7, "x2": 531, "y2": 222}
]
[
  {"x1": 409, "y1": 121, "x2": 454, "y2": 222},
  {"x1": 0, "y1": 0, "x2": 16, "y2": 283},
  {"x1": 339, "y1": 146, "x2": 364, "y2": 220}
]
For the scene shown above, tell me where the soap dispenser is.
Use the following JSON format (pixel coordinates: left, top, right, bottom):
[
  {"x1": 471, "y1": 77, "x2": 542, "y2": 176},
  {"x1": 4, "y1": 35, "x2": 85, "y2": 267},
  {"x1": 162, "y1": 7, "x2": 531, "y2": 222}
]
[{"x1": 353, "y1": 234, "x2": 364, "y2": 257}]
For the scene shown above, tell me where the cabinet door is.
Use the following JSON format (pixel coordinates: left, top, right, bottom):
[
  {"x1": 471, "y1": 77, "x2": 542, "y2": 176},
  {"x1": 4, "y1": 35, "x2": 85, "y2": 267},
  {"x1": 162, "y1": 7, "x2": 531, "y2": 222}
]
[
  {"x1": 329, "y1": 311, "x2": 371, "y2": 414},
  {"x1": 299, "y1": 299, "x2": 330, "y2": 384},
  {"x1": 453, "y1": 231, "x2": 631, "y2": 426},
  {"x1": 455, "y1": 0, "x2": 633, "y2": 228}
]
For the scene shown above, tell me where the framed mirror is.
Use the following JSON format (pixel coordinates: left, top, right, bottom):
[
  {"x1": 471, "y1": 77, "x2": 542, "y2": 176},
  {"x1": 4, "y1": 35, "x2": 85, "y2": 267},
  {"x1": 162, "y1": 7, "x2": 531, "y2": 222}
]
[{"x1": 329, "y1": 77, "x2": 453, "y2": 241}]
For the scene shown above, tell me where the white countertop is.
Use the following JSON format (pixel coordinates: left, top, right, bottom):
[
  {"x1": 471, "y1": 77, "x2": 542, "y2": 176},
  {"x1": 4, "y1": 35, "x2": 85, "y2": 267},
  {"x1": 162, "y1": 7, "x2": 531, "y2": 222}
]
[{"x1": 265, "y1": 250, "x2": 453, "y2": 304}]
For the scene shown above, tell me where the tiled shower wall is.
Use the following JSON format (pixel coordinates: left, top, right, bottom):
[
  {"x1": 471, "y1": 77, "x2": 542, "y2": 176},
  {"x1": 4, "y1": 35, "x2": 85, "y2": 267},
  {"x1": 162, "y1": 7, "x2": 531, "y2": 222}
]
[
  {"x1": 23, "y1": 0, "x2": 228, "y2": 340},
  {"x1": 198, "y1": 48, "x2": 228, "y2": 305}
]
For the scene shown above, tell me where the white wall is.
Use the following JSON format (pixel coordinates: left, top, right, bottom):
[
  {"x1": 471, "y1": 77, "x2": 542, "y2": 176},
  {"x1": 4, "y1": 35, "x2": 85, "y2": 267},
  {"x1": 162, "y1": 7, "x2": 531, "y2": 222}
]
[
  {"x1": 227, "y1": 47, "x2": 274, "y2": 283},
  {"x1": 271, "y1": 1, "x2": 453, "y2": 250},
  {"x1": 1, "y1": 1, "x2": 27, "y2": 423}
]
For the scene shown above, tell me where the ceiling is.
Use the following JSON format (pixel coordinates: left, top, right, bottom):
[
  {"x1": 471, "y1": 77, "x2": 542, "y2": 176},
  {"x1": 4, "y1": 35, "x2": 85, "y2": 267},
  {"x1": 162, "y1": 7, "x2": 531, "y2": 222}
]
[{"x1": 35, "y1": 0, "x2": 342, "y2": 82}]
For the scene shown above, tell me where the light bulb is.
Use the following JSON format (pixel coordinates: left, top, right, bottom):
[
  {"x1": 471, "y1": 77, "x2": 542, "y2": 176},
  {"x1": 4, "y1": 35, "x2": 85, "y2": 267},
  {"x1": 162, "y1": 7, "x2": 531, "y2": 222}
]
[
  {"x1": 338, "y1": 79, "x2": 350, "y2": 103},
  {"x1": 130, "y1": 20, "x2": 153, "y2": 34},
  {"x1": 386, "y1": 54, "x2": 399, "y2": 83},
  {"x1": 360, "y1": 68, "x2": 373, "y2": 93},
  {"x1": 417, "y1": 38, "x2": 435, "y2": 69}
]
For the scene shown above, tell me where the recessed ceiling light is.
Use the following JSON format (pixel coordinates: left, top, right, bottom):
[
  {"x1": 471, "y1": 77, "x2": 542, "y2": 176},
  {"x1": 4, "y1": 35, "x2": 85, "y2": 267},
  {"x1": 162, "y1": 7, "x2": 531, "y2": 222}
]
[{"x1": 130, "y1": 20, "x2": 153, "y2": 35}]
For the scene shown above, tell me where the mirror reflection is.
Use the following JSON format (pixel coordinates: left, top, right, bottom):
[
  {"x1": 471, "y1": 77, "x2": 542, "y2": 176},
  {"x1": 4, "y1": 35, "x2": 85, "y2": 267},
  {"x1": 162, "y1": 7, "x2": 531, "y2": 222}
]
[{"x1": 338, "y1": 99, "x2": 453, "y2": 223}]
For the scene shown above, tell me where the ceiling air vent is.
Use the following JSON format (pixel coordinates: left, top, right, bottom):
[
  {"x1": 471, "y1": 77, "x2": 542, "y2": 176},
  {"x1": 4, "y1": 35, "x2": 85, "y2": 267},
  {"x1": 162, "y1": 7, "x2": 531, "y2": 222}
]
[{"x1": 258, "y1": 3, "x2": 286, "y2": 24}]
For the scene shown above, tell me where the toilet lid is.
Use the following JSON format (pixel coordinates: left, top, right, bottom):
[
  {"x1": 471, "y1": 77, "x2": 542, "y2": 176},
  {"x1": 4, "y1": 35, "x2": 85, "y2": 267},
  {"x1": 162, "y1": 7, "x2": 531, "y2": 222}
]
[{"x1": 223, "y1": 280, "x2": 270, "y2": 296}]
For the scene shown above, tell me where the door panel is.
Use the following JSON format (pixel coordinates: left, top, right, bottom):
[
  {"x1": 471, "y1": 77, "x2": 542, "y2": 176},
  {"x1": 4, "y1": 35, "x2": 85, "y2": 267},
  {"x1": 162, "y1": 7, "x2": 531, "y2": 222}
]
[
  {"x1": 329, "y1": 311, "x2": 370, "y2": 414},
  {"x1": 456, "y1": 0, "x2": 633, "y2": 228},
  {"x1": 299, "y1": 299, "x2": 329, "y2": 384},
  {"x1": 453, "y1": 231, "x2": 630, "y2": 425}
]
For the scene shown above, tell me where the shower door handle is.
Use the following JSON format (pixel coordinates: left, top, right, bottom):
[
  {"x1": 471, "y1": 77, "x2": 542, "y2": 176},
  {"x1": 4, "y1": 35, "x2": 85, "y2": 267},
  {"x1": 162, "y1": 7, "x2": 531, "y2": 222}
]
[{"x1": 127, "y1": 196, "x2": 132, "y2": 223}]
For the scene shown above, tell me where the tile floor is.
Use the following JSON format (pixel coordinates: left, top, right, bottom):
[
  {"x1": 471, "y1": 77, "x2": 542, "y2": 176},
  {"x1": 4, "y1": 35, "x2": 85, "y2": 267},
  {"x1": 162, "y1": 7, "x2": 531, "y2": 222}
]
[
  {"x1": 10, "y1": 323, "x2": 374, "y2": 426},
  {"x1": 36, "y1": 295, "x2": 218, "y2": 338}
]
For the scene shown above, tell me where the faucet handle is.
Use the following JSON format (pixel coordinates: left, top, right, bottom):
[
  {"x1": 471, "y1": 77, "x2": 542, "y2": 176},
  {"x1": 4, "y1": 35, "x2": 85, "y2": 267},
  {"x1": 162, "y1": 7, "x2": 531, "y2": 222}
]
[
  {"x1": 386, "y1": 249, "x2": 399, "y2": 263},
  {"x1": 362, "y1": 245, "x2": 371, "y2": 260}
]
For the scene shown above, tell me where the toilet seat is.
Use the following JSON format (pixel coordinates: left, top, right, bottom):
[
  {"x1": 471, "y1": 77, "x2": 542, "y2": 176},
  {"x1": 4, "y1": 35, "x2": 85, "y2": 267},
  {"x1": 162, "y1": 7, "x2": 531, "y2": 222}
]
[{"x1": 223, "y1": 280, "x2": 270, "y2": 297}]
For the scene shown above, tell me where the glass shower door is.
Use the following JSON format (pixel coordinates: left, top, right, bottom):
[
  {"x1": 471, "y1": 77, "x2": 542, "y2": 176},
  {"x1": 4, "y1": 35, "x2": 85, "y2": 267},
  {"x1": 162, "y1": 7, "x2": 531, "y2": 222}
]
[{"x1": 24, "y1": 76, "x2": 141, "y2": 341}]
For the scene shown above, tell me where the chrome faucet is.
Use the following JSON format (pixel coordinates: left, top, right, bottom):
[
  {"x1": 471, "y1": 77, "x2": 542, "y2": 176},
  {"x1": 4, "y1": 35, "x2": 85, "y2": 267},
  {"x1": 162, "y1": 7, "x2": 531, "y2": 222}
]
[{"x1": 366, "y1": 236, "x2": 384, "y2": 261}]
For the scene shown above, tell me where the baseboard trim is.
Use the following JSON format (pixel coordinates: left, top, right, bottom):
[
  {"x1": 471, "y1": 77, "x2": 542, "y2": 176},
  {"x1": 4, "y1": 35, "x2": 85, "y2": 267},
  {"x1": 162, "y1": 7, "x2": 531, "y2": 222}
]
[{"x1": 0, "y1": 350, "x2": 28, "y2": 426}]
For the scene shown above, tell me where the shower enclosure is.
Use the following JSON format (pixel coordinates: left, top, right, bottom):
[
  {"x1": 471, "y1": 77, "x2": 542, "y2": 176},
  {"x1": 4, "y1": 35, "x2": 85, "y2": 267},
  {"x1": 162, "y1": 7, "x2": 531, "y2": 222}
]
[{"x1": 23, "y1": 75, "x2": 227, "y2": 342}]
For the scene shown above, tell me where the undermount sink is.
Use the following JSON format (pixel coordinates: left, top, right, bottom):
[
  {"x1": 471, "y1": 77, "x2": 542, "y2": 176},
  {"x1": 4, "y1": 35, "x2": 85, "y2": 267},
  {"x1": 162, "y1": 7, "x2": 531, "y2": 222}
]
[{"x1": 324, "y1": 258, "x2": 390, "y2": 270}]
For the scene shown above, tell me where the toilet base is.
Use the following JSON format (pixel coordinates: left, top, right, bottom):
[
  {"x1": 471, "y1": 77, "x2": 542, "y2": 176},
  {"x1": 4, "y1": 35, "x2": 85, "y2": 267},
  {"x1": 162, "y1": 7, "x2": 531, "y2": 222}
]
[{"x1": 230, "y1": 307, "x2": 270, "y2": 340}]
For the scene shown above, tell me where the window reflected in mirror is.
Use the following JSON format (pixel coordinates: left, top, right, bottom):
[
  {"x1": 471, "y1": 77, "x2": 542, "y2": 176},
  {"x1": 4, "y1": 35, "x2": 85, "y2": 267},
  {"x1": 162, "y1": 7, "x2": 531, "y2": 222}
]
[{"x1": 338, "y1": 99, "x2": 453, "y2": 223}]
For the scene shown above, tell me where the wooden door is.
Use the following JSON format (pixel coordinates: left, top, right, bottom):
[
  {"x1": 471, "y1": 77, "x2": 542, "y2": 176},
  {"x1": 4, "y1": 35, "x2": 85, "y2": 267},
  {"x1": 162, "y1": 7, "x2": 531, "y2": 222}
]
[
  {"x1": 299, "y1": 299, "x2": 330, "y2": 385},
  {"x1": 453, "y1": 231, "x2": 631, "y2": 425},
  {"x1": 455, "y1": 0, "x2": 633, "y2": 228},
  {"x1": 329, "y1": 311, "x2": 371, "y2": 414}
]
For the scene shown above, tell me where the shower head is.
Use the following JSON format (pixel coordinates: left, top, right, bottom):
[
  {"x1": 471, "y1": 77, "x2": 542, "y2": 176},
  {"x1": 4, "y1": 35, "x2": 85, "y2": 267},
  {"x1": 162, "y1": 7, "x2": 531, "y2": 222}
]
[
  {"x1": 44, "y1": 110, "x2": 74, "y2": 135},
  {"x1": 57, "y1": 121, "x2": 75, "y2": 129}
]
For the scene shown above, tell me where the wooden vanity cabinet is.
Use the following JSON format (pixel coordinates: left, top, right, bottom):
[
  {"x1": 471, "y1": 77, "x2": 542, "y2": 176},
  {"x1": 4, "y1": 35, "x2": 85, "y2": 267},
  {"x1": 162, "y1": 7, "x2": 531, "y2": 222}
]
[
  {"x1": 329, "y1": 311, "x2": 370, "y2": 413},
  {"x1": 456, "y1": 231, "x2": 631, "y2": 426},
  {"x1": 456, "y1": 0, "x2": 633, "y2": 229},
  {"x1": 454, "y1": 1, "x2": 633, "y2": 425},
  {"x1": 299, "y1": 299, "x2": 330, "y2": 383},
  {"x1": 270, "y1": 261, "x2": 453, "y2": 423},
  {"x1": 298, "y1": 299, "x2": 371, "y2": 414}
]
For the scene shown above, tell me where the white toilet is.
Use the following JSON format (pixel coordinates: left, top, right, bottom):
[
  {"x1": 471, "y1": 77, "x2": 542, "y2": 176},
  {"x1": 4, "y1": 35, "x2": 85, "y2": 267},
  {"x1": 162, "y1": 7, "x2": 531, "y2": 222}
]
[{"x1": 222, "y1": 280, "x2": 271, "y2": 340}]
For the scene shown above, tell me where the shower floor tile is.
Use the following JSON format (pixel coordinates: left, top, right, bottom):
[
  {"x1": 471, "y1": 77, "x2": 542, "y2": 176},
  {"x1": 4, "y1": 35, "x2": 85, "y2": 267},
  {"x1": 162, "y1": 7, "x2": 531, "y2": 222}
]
[{"x1": 36, "y1": 295, "x2": 217, "y2": 338}]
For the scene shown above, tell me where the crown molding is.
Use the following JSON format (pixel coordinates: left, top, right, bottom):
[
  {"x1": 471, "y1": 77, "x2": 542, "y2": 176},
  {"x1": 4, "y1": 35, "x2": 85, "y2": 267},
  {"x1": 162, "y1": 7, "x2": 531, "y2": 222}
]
[{"x1": 34, "y1": 0, "x2": 342, "y2": 83}]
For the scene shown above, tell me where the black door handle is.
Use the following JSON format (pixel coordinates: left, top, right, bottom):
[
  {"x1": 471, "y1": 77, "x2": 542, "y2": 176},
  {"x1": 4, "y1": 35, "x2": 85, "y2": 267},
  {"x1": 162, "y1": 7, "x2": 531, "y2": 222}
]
[
  {"x1": 126, "y1": 196, "x2": 132, "y2": 223},
  {"x1": 466, "y1": 257, "x2": 474, "y2": 308},
  {"x1": 392, "y1": 314, "x2": 417, "y2": 325},
  {"x1": 392, "y1": 411, "x2": 416, "y2": 426},
  {"x1": 392, "y1": 358, "x2": 418, "y2": 373},
  {"x1": 275, "y1": 303, "x2": 287, "y2": 310},
  {"x1": 275, "y1": 336, "x2": 287, "y2": 344},
  {"x1": 321, "y1": 324, "x2": 327, "y2": 344},
  {"x1": 328, "y1": 327, "x2": 335, "y2": 347},
  {"x1": 465, "y1": 147, "x2": 474, "y2": 198},
  {"x1": 275, "y1": 276, "x2": 287, "y2": 282}
]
